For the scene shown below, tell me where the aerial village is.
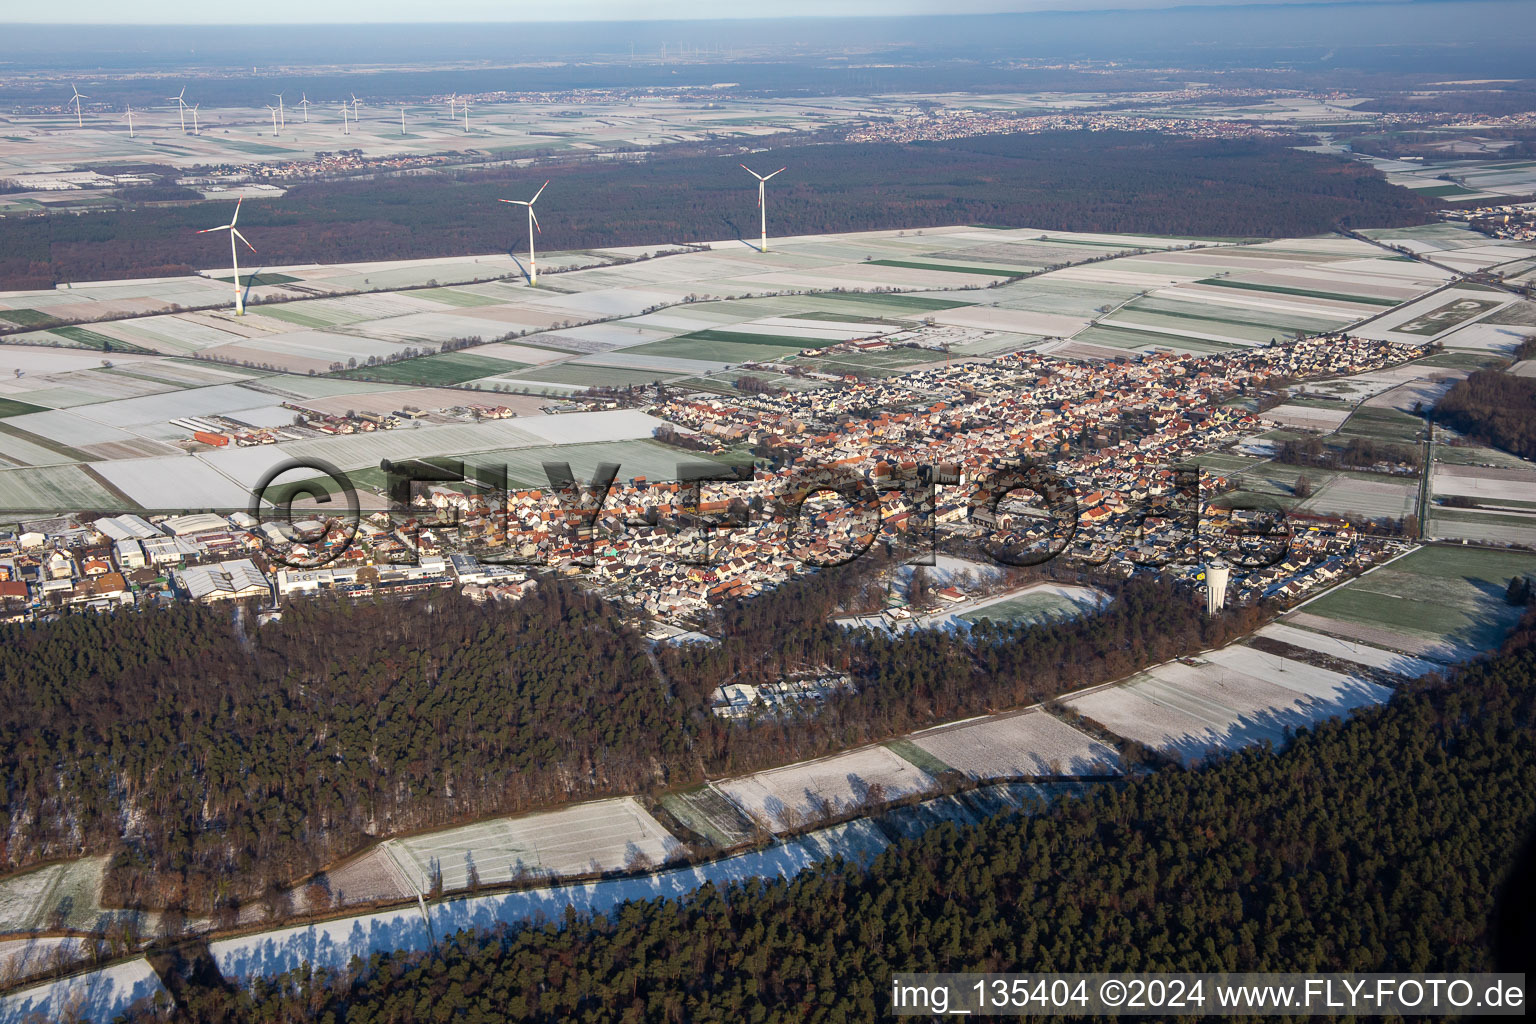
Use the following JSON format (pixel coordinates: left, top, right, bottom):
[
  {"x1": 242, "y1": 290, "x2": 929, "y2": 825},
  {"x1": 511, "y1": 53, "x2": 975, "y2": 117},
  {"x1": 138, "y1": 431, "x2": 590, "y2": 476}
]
[{"x1": 0, "y1": 333, "x2": 1428, "y2": 639}]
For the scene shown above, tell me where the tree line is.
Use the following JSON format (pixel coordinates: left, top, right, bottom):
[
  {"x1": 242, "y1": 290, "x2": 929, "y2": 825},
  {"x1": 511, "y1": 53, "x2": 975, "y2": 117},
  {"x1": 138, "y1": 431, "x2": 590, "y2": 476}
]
[
  {"x1": 1435, "y1": 368, "x2": 1536, "y2": 460},
  {"x1": 0, "y1": 563, "x2": 1264, "y2": 916},
  {"x1": 133, "y1": 605, "x2": 1536, "y2": 1022}
]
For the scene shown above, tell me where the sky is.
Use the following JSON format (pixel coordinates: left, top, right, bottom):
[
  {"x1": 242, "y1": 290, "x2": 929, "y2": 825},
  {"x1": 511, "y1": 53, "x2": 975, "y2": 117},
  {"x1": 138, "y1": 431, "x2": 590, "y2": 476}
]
[{"x1": 5, "y1": 0, "x2": 1418, "y2": 25}]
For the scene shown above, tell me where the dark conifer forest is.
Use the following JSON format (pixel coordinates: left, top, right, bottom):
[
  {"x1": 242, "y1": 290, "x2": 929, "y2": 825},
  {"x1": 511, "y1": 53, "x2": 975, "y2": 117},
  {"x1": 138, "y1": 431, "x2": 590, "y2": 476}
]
[
  {"x1": 132, "y1": 609, "x2": 1536, "y2": 1023},
  {"x1": 0, "y1": 132, "x2": 1432, "y2": 290},
  {"x1": 1435, "y1": 369, "x2": 1536, "y2": 460},
  {"x1": 0, "y1": 570, "x2": 1265, "y2": 913}
]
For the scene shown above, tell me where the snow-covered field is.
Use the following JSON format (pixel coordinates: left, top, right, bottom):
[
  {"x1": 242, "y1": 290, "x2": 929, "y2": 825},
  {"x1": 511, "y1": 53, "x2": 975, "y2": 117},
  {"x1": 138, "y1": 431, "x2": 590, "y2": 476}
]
[
  {"x1": 388, "y1": 797, "x2": 681, "y2": 891},
  {"x1": 0, "y1": 958, "x2": 165, "y2": 1023},
  {"x1": 209, "y1": 818, "x2": 895, "y2": 986},
  {"x1": 1065, "y1": 649, "x2": 1390, "y2": 765},
  {"x1": 1252, "y1": 623, "x2": 1440, "y2": 678},
  {"x1": 908, "y1": 709, "x2": 1122, "y2": 779},
  {"x1": 713, "y1": 745, "x2": 937, "y2": 832}
]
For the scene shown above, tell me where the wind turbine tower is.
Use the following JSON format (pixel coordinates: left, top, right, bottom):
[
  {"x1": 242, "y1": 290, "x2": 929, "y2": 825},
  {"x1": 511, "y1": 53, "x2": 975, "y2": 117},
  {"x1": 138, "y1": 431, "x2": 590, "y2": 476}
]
[
  {"x1": 266, "y1": 105, "x2": 280, "y2": 137},
  {"x1": 197, "y1": 199, "x2": 256, "y2": 316},
  {"x1": 168, "y1": 87, "x2": 188, "y2": 133},
  {"x1": 461, "y1": 98, "x2": 470, "y2": 133},
  {"x1": 191, "y1": 104, "x2": 201, "y2": 135},
  {"x1": 740, "y1": 163, "x2": 787, "y2": 253},
  {"x1": 273, "y1": 93, "x2": 286, "y2": 131},
  {"x1": 68, "y1": 84, "x2": 88, "y2": 128},
  {"x1": 400, "y1": 106, "x2": 407, "y2": 136},
  {"x1": 125, "y1": 105, "x2": 135, "y2": 138},
  {"x1": 350, "y1": 93, "x2": 363, "y2": 125},
  {"x1": 298, "y1": 93, "x2": 310, "y2": 122},
  {"x1": 341, "y1": 103, "x2": 350, "y2": 135},
  {"x1": 499, "y1": 181, "x2": 550, "y2": 284}
]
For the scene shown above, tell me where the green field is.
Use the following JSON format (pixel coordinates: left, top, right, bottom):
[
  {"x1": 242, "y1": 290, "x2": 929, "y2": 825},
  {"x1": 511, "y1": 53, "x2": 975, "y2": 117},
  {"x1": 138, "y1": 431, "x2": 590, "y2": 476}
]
[
  {"x1": 0, "y1": 309, "x2": 60, "y2": 329},
  {"x1": 0, "y1": 398, "x2": 46, "y2": 418},
  {"x1": 1300, "y1": 545, "x2": 1536, "y2": 655},
  {"x1": 884, "y1": 738, "x2": 956, "y2": 777},
  {"x1": 250, "y1": 306, "x2": 337, "y2": 329},
  {"x1": 414, "y1": 287, "x2": 508, "y2": 308},
  {"x1": 334, "y1": 351, "x2": 529, "y2": 386},
  {"x1": 625, "y1": 330, "x2": 813, "y2": 364},
  {"x1": 513, "y1": 364, "x2": 687, "y2": 388},
  {"x1": 48, "y1": 326, "x2": 147, "y2": 352},
  {"x1": 1338, "y1": 406, "x2": 1425, "y2": 443},
  {"x1": 1198, "y1": 278, "x2": 1400, "y2": 307},
  {"x1": 785, "y1": 311, "x2": 914, "y2": 327},
  {"x1": 809, "y1": 293, "x2": 969, "y2": 313}
]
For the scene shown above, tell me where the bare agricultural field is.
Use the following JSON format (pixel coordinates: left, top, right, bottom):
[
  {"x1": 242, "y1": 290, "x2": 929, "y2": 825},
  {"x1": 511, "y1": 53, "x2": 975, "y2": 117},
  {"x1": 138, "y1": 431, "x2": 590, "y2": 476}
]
[
  {"x1": 387, "y1": 797, "x2": 682, "y2": 893},
  {"x1": 1282, "y1": 612, "x2": 1462, "y2": 662},
  {"x1": 712, "y1": 745, "x2": 938, "y2": 834},
  {"x1": 1432, "y1": 463, "x2": 1536, "y2": 504},
  {"x1": 1263, "y1": 402, "x2": 1352, "y2": 431},
  {"x1": 1253, "y1": 623, "x2": 1441, "y2": 678},
  {"x1": 906, "y1": 709, "x2": 1122, "y2": 780},
  {"x1": 0, "y1": 464, "x2": 127, "y2": 512},
  {"x1": 1066, "y1": 653, "x2": 1389, "y2": 766},
  {"x1": 314, "y1": 847, "x2": 414, "y2": 909},
  {"x1": 1300, "y1": 475, "x2": 1419, "y2": 521}
]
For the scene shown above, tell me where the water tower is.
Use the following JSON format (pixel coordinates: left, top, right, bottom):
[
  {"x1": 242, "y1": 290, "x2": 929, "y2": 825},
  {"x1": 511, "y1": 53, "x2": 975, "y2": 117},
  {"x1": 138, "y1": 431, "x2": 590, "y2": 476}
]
[{"x1": 1205, "y1": 562, "x2": 1230, "y2": 616}]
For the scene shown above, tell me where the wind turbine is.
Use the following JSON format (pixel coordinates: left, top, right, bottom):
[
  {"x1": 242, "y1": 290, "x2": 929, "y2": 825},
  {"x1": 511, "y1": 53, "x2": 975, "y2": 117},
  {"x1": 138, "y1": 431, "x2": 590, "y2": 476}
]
[
  {"x1": 350, "y1": 93, "x2": 362, "y2": 124},
  {"x1": 740, "y1": 163, "x2": 787, "y2": 253},
  {"x1": 191, "y1": 104, "x2": 201, "y2": 135},
  {"x1": 168, "y1": 87, "x2": 188, "y2": 133},
  {"x1": 461, "y1": 97, "x2": 470, "y2": 134},
  {"x1": 298, "y1": 93, "x2": 310, "y2": 122},
  {"x1": 273, "y1": 93, "x2": 285, "y2": 131},
  {"x1": 499, "y1": 181, "x2": 549, "y2": 284},
  {"x1": 197, "y1": 199, "x2": 256, "y2": 316},
  {"x1": 68, "y1": 84, "x2": 88, "y2": 128},
  {"x1": 341, "y1": 102, "x2": 349, "y2": 135},
  {"x1": 266, "y1": 104, "x2": 280, "y2": 137},
  {"x1": 446, "y1": 94, "x2": 458, "y2": 122},
  {"x1": 124, "y1": 104, "x2": 135, "y2": 138},
  {"x1": 400, "y1": 105, "x2": 407, "y2": 136}
]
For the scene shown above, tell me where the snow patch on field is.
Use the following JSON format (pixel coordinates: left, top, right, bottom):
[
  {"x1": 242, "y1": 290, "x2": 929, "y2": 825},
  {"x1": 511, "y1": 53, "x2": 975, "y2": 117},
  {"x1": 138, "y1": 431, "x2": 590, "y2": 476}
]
[{"x1": 909, "y1": 710, "x2": 1122, "y2": 779}]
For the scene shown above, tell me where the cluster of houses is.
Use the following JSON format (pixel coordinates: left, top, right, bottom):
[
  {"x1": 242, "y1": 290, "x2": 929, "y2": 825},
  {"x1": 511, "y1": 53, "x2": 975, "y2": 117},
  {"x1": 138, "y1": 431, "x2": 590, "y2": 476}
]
[
  {"x1": 262, "y1": 334, "x2": 1423, "y2": 621},
  {"x1": 4, "y1": 334, "x2": 1426, "y2": 627},
  {"x1": 0, "y1": 509, "x2": 535, "y2": 621}
]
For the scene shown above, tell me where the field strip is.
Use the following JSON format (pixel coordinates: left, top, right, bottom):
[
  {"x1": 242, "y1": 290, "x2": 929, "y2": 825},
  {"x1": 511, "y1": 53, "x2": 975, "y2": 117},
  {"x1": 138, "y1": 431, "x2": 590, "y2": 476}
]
[{"x1": 379, "y1": 840, "x2": 424, "y2": 896}]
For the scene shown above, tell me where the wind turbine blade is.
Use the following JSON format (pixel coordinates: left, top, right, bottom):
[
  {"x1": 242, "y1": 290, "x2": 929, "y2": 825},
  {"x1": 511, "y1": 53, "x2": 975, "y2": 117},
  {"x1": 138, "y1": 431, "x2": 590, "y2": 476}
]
[
  {"x1": 499, "y1": 199, "x2": 528, "y2": 206},
  {"x1": 740, "y1": 163, "x2": 765, "y2": 180},
  {"x1": 530, "y1": 208, "x2": 541, "y2": 233},
  {"x1": 530, "y1": 179, "x2": 549, "y2": 203},
  {"x1": 231, "y1": 197, "x2": 243, "y2": 225},
  {"x1": 233, "y1": 228, "x2": 256, "y2": 253},
  {"x1": 764, "y1": 167, "x2": 787, "y2": 179},
  {"x1": 195, "y1": 225, "x2": 232, "y2": 234}
]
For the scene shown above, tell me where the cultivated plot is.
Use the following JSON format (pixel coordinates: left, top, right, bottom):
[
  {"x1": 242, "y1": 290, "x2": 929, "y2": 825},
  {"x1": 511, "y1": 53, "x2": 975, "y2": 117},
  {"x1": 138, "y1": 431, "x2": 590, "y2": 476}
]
[
  {"x1": 905, "y1": 709, "x2": 1123, "y2": 779},
  {"x1": 1066, "y1": 650, "x2": 1389, "y2": 766},
  {"x1": 386, "y1": 797, "x2": 682, "y2": 892},
  {"x1": 712, "y1": 745, "x2": 937, "y2": 833}
]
